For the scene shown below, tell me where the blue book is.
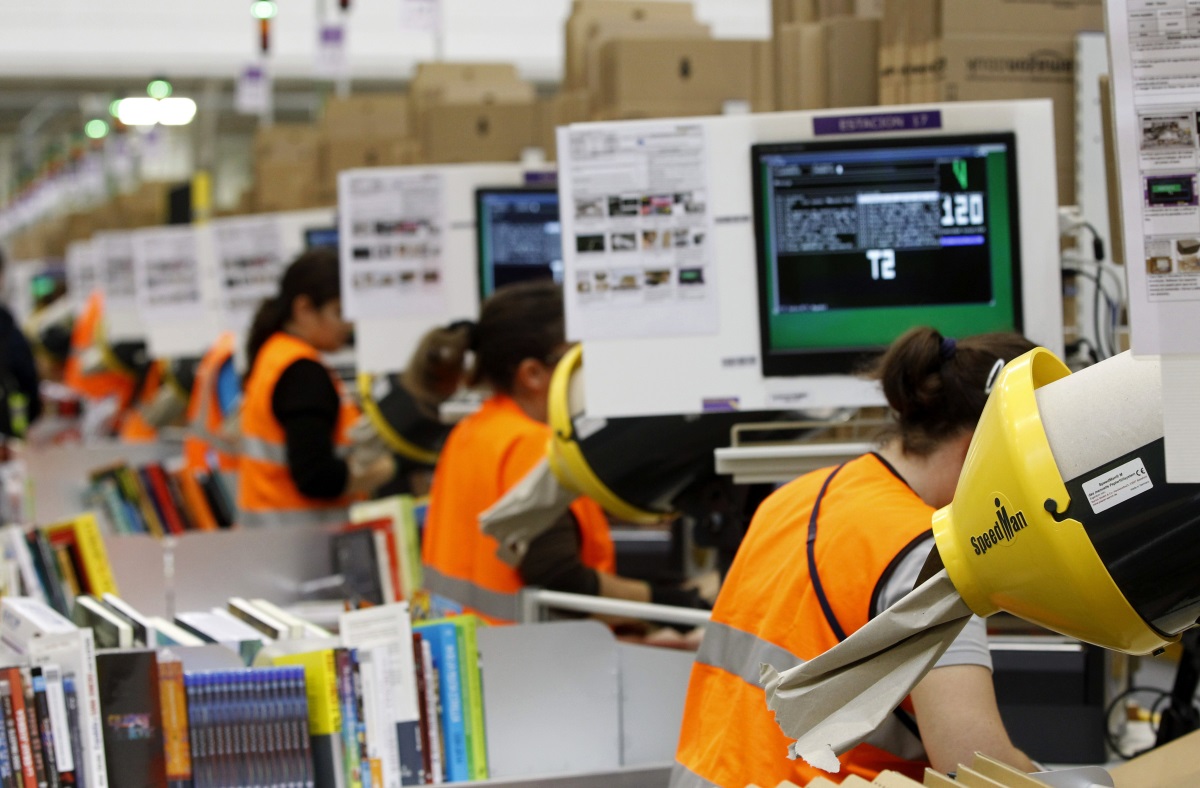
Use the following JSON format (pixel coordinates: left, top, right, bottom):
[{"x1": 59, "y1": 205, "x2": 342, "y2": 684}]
[{"x1": 413, "y1": 622, "x2": 468, "y2": 783}]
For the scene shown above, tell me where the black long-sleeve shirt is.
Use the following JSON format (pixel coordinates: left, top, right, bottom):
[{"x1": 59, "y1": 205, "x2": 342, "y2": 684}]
[
  {"x1": 0, "y1": 306, "x2": 42, "y2": 436},
  {"x1": 271, "y1": 358, "x2": 349, "y2": 499}
]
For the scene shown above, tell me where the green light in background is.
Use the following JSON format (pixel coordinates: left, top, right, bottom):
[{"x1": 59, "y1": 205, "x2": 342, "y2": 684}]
[
  {"x1": 251, "y1": 1, "x2": 278, "y2": 20},
  {"x1": 109, "y1": 99, "x2": 122, "y2": 117},
  {"x1": 84, "y1": 119, "x2": 109, "y2": 139},
  {"x1": 147, "y1": 79, "x2": 173, "y2": 99}
]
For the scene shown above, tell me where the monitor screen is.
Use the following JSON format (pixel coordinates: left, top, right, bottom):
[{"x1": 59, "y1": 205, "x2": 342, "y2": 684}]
[
  {"x1": 476, "y1": 188, "x2": 562, "y2": 299},
  {"x1": 752, "y1": 133, "x2": 1022, "y2": 377},
  {"x1": 305, "y1": 227, "x2": 339, "y2": 250}
]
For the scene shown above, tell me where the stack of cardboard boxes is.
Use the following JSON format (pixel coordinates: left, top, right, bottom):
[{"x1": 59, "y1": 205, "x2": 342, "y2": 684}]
[
  {"x1": 882, "y1": 0, "x2": 1104, "y2": 204},
  {"x1": 251, "y1": 125, "x2": 323, "y2": 213},
  {"x1": 774, "y1": 1, "x2": 882, "y2": 111},
  {"x1": 317, "y1": 94, "x2": 417, "y2": 203},
  {"x1": 410, "y1": 63, "x2": 541, "y2": 164}
]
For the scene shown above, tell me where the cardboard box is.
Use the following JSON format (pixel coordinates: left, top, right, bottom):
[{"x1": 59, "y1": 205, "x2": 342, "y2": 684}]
[
  {"x1": 1109, "y1": 728, "x2": 1200, "y2": 787},
  {"x1": 410, "y1": 62, "x2": 521, "y2": 90},
  {"x1": 596, "y1": 38, "x2": 773, "y2": 120},
  {"x1": 321, "y1": 94, "x2": 409, "y2": 139},
  {"x1": 779, "y1": 19, "x2": 879, "y2": 111},
  {"x1": 410, "y1": 66, "x2": 535, "y2": 121},
  {"x1": 565, "y1": 0, "x2": 696, "y2": 89},
  {"x1": 580, "y1": 17, "x2": 711, "y2": 101},
  {"x1": 319, "y1": 136, "x2": 421, "y2": 191},
  {"x1": 537, "y1": 91, "x2": 592, "y2": 160},
  {"x1": 253, "y1": 124, "x2": 322, "y2": 161},
  {"x1": 419, "y1": 102, "x2": 539, "y2": 164},
  {"x1": 940, "y1": 0, "x2": 1103, "y2": 37},
  {"x1": 932, "y1": 33, "x2": 1078, "y2": 204}
]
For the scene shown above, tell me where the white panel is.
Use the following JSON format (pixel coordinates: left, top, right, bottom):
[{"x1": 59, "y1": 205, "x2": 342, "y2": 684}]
[
  {"x1": 0, "y1": 0, "x2": 769, "y2": 81},
  {"x1": 349, "y1": 162, "x2": 525, "y2": 374},
  {"x1": 570, "y1": 101, "x2": 1066, "y2": 418}
]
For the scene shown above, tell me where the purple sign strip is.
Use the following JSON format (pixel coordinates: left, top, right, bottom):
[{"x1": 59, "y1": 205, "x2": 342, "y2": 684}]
[
  {"x1": 813, "y1": 110, "x2": 943, "y2": 136},
  {"x1": 941, "y1": 235, "x2": 985, "y2": 247}
]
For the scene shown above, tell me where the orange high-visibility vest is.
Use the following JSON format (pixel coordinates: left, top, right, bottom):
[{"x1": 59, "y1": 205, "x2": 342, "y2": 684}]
[
  {"x1": 422, "y1": 394, "x2": 616, "y2": 623},
  {"x1": 118, "y1": 359, "x2": 165, "y2": 443},
  {"x1": 672, "y1": 453, "x2": 936, "y2": 788},
  {"x1": 236, "y1": 332, "x2": 360, "y2": 527},
  {"x1": 183, "y1": 332, "x2": 240, "y2": 473},
  {"x1": 64, "y1": 291, "x2": 135, "y2": 409}
]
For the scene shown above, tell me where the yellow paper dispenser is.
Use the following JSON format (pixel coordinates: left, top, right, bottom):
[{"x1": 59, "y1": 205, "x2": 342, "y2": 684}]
[{"x1": 932, "y1": 348, "x2": 1200, "y2": 656}]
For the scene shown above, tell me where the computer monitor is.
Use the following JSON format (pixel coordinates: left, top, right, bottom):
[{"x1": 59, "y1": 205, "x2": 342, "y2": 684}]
[
  {"x1": 475, "y1": 187, "x2": 562, "y2": 299},
  {"x1": 305, "y1": 226, "x2": 339, "y2": 250},
  {"x1": 752, "y1": 132, "x2": 1022, "y2": 377}
]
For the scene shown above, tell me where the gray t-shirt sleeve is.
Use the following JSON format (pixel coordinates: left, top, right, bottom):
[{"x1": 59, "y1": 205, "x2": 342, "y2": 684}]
[{"x1": 872, "y1": 534, "x2": 994, "y2": 672}]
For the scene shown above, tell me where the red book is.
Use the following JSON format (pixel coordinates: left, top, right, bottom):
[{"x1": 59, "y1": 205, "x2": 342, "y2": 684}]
[
  {"x1": 143, "y1": 464, "x2": 187, "y2": 536},
  {"x1": 3, "y1": 667, "x2": 37, "y2": 788}
]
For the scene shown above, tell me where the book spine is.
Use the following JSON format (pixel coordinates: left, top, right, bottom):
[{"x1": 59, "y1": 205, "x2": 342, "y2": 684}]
[
  {"x1": 458, "y1": 619, "x2": 487, "y2": 782},
  {"x1": 37, "y1": 667, "x2": 73, "y2": 787},
  {"x1": 0, "y1": 678, "x2": 14, "y2": 788},
  {"x1": 334, "y1": 650, "x2": 362, "y2": 788},
  {"x1": 66, "y1": 518, "x2": 117, "y2": 597},
  {"x1": 61, "y1": 679, "x2": 84, "y2": 788},
  {"x1": 183, "y1": 674, "x2": 207, "y2": 788},
  {"x1": 410, "y1": 636, "x2": 432, "y2": 787},
  {"x1": 419, "y1": 640, "x2": 442, "y2": 786},
  {"x1": 0, "y1": 680, "x2": 24, "y2": 788},
  {"x1": 7, "y1": 669, "x2": 38, "y2": 788},
  {"x1": 76, "y1": 631, "x2": 108, "y2": 788},
  {"x1": 156, "y1": 662, "x2": 191, "y2": 788},
  {"x1": 426, "y1": 628, "x2": 466, "y2": 783},
  {"x1": 348, "y1": 653, "x2": 372, "y2": 788},
  {"x1": 284, "y1": 667, "x2": 315, "y2": 788},
  {"x1": 28, "y1": 672, "x2": 57, "y2": 788}
]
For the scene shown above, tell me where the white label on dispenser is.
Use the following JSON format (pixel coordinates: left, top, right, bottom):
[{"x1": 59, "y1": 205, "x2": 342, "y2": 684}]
[{"x1": 1082, "y1": 457, "x2": 1154, "y2": 514}]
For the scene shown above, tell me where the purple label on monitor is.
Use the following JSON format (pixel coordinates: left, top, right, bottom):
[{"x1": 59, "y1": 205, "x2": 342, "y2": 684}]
[
  {"x1": 524, "y1": 171, "x2": 558, "y2": 186},
  {"x1": 941, "y1": 235, "x2": 985, "y2": 247},
  {"x1": 813, "y1": 111, "x2": 943, "y2": 136},
  {"x1": 702, "y1": 398, "x2": 740, "y2": 414}
]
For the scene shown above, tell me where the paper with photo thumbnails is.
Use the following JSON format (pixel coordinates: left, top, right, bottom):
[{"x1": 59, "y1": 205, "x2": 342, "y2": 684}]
[{"x1": 761, "y1": 570, "x2": 973, "y2": 773}]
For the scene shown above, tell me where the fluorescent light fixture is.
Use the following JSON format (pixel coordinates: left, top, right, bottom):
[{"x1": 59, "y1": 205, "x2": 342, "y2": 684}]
[
  {"x1": 116, "y1": 97, "x2": 160, "y2": 126},
  {"x1": 251, "y1": 1, "x2": 278, "y2": 19},
  {"x1": 157, "y1": 97, "x2": 197, "y2": 126}
]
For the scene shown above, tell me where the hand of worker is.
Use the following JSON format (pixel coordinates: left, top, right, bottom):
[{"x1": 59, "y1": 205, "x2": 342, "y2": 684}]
[
  {"x1": 347, "y1": 452, "x2": 396, "y2": 495},
  {"x1": 650, "y1": 584, "x2": 711, "y2": 610}
]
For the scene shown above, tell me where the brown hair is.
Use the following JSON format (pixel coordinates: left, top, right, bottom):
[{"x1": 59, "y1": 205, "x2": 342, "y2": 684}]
[
  {"x1": 868, "y1": 326, "x2": 1037, "y2": 456},
  {"x1": 246, "y1": 248, "x2": 341, "y2": 369},
  {"x1": 404, "y1": 280, "x2": 565, "y2": 402}
]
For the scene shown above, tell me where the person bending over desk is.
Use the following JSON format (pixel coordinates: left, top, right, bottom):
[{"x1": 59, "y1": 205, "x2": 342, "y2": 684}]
[
  {"x1": 419, "y1": 281, "x2": 706, "y2": 624},
  {"x1": 671, "y1": 327, "x2": 1038, "y2": 788}
]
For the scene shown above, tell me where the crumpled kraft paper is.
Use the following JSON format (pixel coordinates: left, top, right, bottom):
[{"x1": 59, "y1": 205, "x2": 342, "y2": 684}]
[
  {"x1": 479, "y1": 458, "x2": 577, "y2": 566},
  {"x1": 760, "y1": 570, "x2": 974, "y2": 773}
]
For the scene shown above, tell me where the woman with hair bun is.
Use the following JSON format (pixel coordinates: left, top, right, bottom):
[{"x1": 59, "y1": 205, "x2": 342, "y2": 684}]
[
  {"x1": 237, "y1": 249, "x2": 395, "y2": 527},
  {"x1": 672, "y1": 327, "x2": 1039, "y2": 788},
  {"x1": 418, "y1": 280, "x2": 707, "y2": 624}
]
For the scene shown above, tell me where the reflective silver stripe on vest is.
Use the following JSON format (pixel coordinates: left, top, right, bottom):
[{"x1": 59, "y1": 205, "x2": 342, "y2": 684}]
[
  {"x1": 240, "y1": 436, "x2": 288, "y2": 464},
  {"x1": 695, "y1": 619, "x2": 927, "y2": 762},
  {"x1": 238, "y1": 507, "x2": 348, "y2": 528},
  {"x1": 188, "y1": 378, "x2": 240, "y2": 456},
  {"x1": 696, "y1": 620, "x2": 803, "y2": 684},
  {"x1": 422, "y1": 565, "x2": 521, "y2": 622},
  {"x1": 668, "y1": 761, "x2": 717, "y2": 788}
]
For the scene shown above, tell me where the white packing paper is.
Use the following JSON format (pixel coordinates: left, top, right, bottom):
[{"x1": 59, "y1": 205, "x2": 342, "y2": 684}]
[
  {"x1": 479, "y1": 459, "x2": 577, "y2": 567},
  {"x1": 761, "y1": 570, "x2": 973, "y2": 773},
  {"x1": 560, "y1": 121, "x2": 719, "y2": 341}
]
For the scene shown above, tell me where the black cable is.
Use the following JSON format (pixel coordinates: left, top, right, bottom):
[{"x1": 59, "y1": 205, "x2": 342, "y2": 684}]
[{"x1": 1063, "y1": 266, "x2": 1120, "y2": 360}]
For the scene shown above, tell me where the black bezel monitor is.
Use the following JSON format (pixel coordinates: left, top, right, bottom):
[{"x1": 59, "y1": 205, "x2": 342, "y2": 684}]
[
  {"x1": 475, "y1": 187, "x2": 562, "y2": 300},
  {"x1": 751, "y1": 132, "x2": 1023, "y2": 378}
]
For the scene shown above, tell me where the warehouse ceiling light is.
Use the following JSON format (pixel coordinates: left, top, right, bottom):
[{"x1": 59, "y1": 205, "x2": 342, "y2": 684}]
[
  {"x1": 84, "y1": 119, "x2": 109, "y2": 139},
  {"x1": 115, "y1": 97, "x2": 197, "y2": 127},
  {"x1": 251, "y1": 1, "x2": 278, "y2": 19},
  {"x1": 147, "y1": 79, "x2": 173, "y2": 100}
]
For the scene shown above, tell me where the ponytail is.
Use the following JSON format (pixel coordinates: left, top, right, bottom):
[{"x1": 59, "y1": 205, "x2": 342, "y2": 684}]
[
  {"x1": 402, "y1": 321, "x2": 475, "y2": 407},
  {"x1": 867, "y1": 326, "x2": 1037, "y2": 456},
  {"x1": 246, "y1": 295, "x2": 290, "y2": 369}
]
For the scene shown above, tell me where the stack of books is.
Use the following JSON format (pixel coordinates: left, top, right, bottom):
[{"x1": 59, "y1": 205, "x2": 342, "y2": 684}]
[
  {"x1": 0, "y1": 515, "x2": 118, "y2": 620},
  {"x1": 85, "y1": 459, "x2": 235, "y2": 535},
  {"x1": 333, "y1": 496, "x2": 426, "y2": 608}
]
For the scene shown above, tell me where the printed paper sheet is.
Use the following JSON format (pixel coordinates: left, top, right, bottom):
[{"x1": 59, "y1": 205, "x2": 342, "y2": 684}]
[
  {"x1": 211, "y1": 217, "x2": 288, "y2": 335},
  {"x1": 338, "y1": 170, "x2": 447, "y2": 320},
  {"x1": 132, "y1": 227, "x2": 204, "y2": 324},
  {"x1": 560, "y1": 122, "x2": 718, "y2": 341}
]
